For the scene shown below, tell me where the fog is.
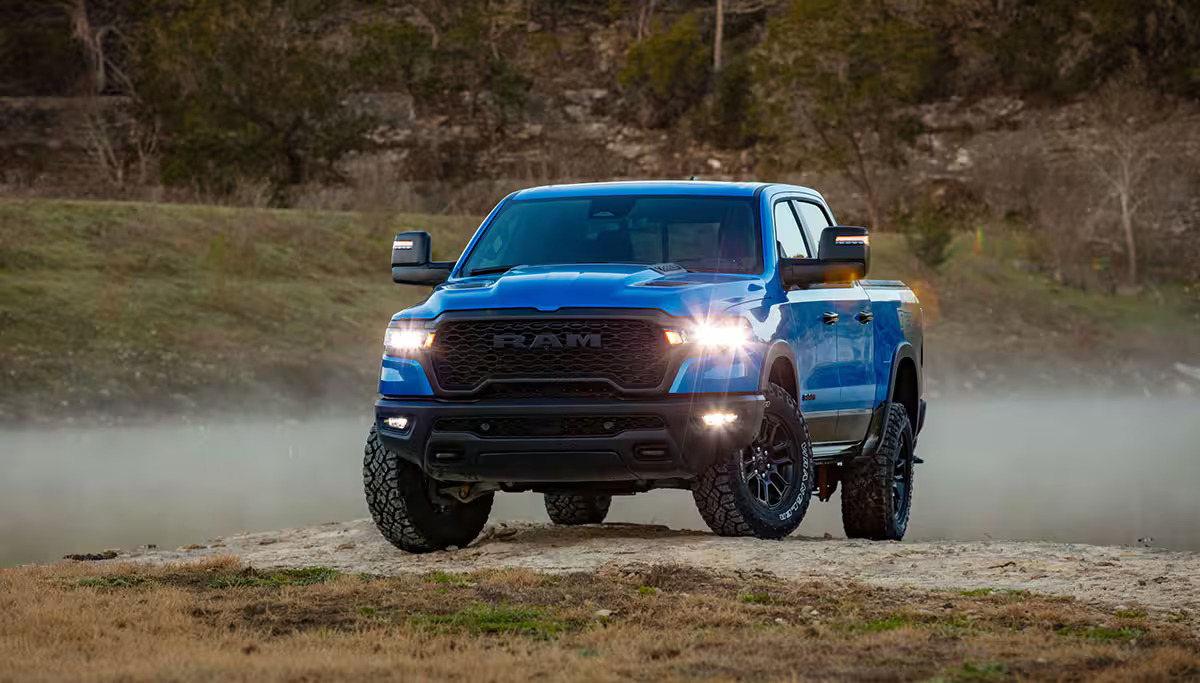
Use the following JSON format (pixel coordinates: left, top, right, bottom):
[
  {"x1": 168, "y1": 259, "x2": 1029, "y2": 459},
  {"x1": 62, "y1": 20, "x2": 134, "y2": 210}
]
[{"x1": 2, "y1": 396, "x2": 1198, "y2": 567}]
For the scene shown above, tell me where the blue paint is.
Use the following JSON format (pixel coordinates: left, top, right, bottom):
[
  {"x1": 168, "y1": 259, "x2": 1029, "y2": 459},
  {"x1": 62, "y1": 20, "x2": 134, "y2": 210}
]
[
  {"x1": 378, "y1": 357, "x2": 434, "y2": 397},
  {"x1": 379, "y1": 181, "x2": 923, "y2": 447},
  {"x1": 669, "y1": 348, "x2": 762, "y2": 394},
  {"x1": 394, "y1": 266, "x2": 762, "y2": 321}
]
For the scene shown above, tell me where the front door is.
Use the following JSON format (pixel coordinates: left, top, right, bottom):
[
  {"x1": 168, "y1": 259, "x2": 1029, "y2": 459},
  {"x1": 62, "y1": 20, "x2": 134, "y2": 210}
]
[
  {"x1": 792, "y1": 199, "x2": 875, "y2": 442},
  {"x1": 771, "y1": 198, "x2": 839, "y2": 443}
]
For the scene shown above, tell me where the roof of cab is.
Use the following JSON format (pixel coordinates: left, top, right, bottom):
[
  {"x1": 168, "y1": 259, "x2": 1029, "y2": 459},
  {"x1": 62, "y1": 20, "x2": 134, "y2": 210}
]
[{"x1": 512, "y1": 180, "x2": 780, "y2": 200}]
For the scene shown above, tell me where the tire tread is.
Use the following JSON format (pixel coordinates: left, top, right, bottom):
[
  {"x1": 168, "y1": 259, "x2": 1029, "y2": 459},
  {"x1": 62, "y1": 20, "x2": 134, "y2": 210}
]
[
  {"x1": 544, "y1": 493, "x2": 612, "y2": 525},
  {"x1": 841, "y1": 405, "x2": 914, "y2": 540},
  {"x1": 692, "y1": 384, "x2": 814, "y2": 539},
  {"x1": 363, "y1": 426, "x2": 492, "y2": 553}
]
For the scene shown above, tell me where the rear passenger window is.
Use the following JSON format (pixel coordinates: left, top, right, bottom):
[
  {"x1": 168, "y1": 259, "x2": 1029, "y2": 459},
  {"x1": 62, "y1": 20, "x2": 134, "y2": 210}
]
[
  {"x1": 773, "y1": 201, "x2": 810, "y2": 258},
  {"x1": 794, "y1": 201, "x2": 832, "y2": 250}
]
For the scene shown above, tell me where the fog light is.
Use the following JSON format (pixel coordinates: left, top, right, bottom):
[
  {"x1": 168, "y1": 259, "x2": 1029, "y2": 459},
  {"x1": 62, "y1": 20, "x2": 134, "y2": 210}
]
[
  {"x1": 385, "y1": 416, "x2": 411, "y2": 431},
  {"x1": 701, "y1": 412, "x2": 738, "y2": 427}
]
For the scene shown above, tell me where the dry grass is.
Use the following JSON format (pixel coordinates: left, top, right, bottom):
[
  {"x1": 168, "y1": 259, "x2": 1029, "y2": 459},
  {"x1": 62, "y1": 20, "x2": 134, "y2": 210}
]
[{"x1": 2, "y1": 558, "x2": 1197, "y2": 682}]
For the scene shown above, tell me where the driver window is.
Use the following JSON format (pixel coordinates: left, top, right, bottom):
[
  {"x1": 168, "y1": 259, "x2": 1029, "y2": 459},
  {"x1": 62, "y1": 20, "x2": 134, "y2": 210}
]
[
  {"x1": 794, "y1": 200, "x2": 832, "y2": 251},
  {"x1": 773, "y1": 200, "x2": 810, "y2": 258}
]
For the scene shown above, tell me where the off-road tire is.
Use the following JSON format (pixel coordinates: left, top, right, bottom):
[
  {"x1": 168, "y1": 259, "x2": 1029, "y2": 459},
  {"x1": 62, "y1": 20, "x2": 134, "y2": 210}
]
[
  {"x1": 841, "y1": 404, "x2": 915, "y2": 541},
  {"x1": 363, "y1": 426, "x2": 493, "y2": 553},
  {"x1": 692, "y1": 383, "x2": 815, "y2": 539},
  {"x1": 543, "y1": 493, "x2": 612, "y2": 525}
]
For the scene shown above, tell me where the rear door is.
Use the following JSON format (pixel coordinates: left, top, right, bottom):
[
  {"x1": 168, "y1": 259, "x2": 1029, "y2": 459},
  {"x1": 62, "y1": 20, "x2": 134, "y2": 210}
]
[
  {"x1": 771, "y1": 197, "x2": 840, "y2": 444},
  {"x1": 793, "y1": 199, "x2": 876, "y2": 441}
]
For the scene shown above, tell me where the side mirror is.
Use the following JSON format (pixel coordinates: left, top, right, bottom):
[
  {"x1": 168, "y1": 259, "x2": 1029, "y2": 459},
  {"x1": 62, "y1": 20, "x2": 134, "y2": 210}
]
[
  {"x1": 779, "y1": 226, "x2": 869, "y2": 288},
  {"x1": 391, "y1": 231, "x2": 455, "y2": 286},
  {"x1": 818, "y1": 226, "x2": 870, "y2": 274}
]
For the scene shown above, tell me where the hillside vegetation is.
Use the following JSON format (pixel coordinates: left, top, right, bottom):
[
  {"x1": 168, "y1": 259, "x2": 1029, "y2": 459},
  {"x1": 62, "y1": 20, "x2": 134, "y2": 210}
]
[
  {"x1": 1, "y1": 199, "x2": 1197, "y2": 423},
  {"x1": 4, "y1": 0, "x2": 1198, "y2": 289}
]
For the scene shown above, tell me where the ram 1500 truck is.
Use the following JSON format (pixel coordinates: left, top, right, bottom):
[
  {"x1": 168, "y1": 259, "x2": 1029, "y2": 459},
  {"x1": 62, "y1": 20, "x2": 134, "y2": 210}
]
[{"x1": 367, "y1": 181, "x2": 926, "y2": 553}]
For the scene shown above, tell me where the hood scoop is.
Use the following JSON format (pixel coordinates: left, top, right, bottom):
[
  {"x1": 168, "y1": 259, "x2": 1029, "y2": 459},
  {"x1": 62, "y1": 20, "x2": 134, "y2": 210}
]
[
  {"x1": 649, "y1": 262, "x2": 686, "y2": 275},
  {"x1": 635, "y1": 280, "x2": 702, "y2": 287}
]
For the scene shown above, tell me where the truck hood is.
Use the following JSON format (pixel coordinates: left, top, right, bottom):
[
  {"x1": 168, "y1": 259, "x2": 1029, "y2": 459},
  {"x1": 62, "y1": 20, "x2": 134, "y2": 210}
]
[{"x1": 394, "y1": 264, "x2": 767, "y2": 321}]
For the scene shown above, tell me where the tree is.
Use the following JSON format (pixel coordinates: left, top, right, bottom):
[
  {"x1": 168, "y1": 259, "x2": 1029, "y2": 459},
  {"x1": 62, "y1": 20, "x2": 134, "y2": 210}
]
[
  {"x1": 1081, "y1": 68, "x2": 1172, "y2": 287},
  {"x1": 713, "y1": 0, "x2": 724, "y2": 72},
  {"x1": 130, "y1": 0, "x2": 372, "y2": 198},
  {"x1": 755, "y1": 0, "x2": 938, "y2": 228}
]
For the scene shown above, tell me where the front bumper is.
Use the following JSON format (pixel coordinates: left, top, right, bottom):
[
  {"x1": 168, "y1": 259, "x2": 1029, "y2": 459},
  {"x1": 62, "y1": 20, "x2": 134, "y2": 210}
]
[{"x1": 375, "y1": 394, "x2": 765, "y2": 484}]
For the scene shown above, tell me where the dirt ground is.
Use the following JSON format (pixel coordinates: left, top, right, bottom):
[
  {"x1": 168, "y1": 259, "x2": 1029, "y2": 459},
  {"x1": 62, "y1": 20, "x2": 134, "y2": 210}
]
[{"x1": 120, "y1": 519, "x2": 1200, "y2": 630}]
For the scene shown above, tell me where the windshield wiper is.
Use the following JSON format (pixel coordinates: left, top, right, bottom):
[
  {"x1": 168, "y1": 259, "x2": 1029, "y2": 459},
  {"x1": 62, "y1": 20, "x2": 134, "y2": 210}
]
[{"x1": 468, "y1": 264, "x2": 523, "y2": 276}]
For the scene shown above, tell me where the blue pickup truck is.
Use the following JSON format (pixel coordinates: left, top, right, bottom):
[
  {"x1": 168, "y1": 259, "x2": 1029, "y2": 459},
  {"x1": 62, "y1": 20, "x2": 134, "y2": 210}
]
[{"x1": 367, "y1": 181, "x2": 925, "y2": 553}]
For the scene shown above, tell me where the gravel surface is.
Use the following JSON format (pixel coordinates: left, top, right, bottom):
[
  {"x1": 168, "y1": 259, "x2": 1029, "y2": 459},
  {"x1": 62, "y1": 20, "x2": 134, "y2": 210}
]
[{"x1": 120, "y1": 519, "x2": 1200, "y2": 624}]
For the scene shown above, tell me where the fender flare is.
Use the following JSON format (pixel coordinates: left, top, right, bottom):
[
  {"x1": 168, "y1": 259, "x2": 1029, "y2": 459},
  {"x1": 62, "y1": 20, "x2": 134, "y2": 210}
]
[
  {"x1": 860, "y1": 341, "x2": 922, "y2": 457},
  {"x1": 758, "y1": 340, "x2": 799, "y2": 395},
  {"x1": 887, "y1": 341, "x2": 921, "y2": 404}
]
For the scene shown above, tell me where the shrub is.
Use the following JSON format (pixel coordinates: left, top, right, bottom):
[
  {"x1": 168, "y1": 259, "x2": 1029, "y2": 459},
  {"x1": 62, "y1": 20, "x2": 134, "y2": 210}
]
[
  {"x1": 618, "y1": 14, "x2": 711, "y2": 128},
  {"x1": 898, "y1": 197, "x2": 958, "y2": 272}
]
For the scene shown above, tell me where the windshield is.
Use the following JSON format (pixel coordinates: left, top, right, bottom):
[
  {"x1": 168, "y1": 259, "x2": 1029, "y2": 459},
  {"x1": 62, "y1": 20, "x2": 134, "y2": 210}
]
[{"x1": 458, "y1": 195, "x2": 762, "y2": 275}]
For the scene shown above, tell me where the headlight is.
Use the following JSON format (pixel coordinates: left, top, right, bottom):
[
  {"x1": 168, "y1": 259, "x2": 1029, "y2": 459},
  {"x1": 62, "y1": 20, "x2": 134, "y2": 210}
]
[
  {"x1": 664, "y1": 319, "x2": 752, "y2": 350},
  {"x1": 384, "y1": 327, "x2": 435, "y2": 356}
]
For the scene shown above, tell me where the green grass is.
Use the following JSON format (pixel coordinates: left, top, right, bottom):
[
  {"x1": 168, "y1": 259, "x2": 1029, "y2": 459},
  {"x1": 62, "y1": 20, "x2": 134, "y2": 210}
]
[
  {"x1": 425, "y1": 570, "x2": 470, "y2": 587},
  {"x1": 958, "y1": 587, "x2": 1028, "y2": 602},
  {"x1": 849, "y1": 615, "x2": 911, "y2": 632},
  {"x1": 738, "y1": 592, "x2": 771, "y2": 605},
  {"x1": 208, "y1": 567, "x2": 340, "y2": 589},
  {"x1": 411, "y1": 604, "x2": 565, "y2": 637},
  {"x1": 637, "y1": 585, "x2": 658, "y2": 595},
  {"x1": 78, "y1": 575, "x2": 150, "y2": 589},
  {"x1": 1055, "y1": 625, "x2": 1147, "y2": 642},
  {"x1": 952, "y1": 661, "x2": 1009, "y2": 681}
]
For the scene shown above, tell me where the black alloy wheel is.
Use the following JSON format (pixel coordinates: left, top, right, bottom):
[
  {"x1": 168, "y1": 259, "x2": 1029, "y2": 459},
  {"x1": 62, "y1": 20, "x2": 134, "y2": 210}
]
[{"x1": 741, "y1": 411, "x2": 798, "y2": 511}]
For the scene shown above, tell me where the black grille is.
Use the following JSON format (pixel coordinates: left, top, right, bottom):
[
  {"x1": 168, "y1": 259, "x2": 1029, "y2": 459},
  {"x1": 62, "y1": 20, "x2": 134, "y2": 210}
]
[
  {"x1": 477, "y1": 382, "x2": 620, "y2": 400},
  {"x1": 433, "y1": 415, "x2": 665, "y2": 438},
  {"x1": 431, "y1": 319, "x2": 668, "y2": 391}
]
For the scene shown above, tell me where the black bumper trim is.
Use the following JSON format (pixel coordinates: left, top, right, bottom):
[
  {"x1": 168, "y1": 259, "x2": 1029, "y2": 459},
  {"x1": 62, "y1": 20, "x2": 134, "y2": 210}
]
[{"x1": 375, "y1": 394, "x2": 765, "y2": 484}]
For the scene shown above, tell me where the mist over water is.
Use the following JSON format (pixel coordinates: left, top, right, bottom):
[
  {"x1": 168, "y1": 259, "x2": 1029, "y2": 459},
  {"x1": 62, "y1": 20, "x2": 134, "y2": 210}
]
[{"x1": 2, "y1": 396, "x2": 1198, "y2": 567}]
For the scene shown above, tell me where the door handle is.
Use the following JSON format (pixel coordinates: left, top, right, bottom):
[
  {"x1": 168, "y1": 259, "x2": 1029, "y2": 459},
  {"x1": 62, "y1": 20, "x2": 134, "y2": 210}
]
[
  {"x1": 856, "y1": 311, "x2": 874, "y2": 324},
  {"x1": 822, "y1": 312, "x2": 839, "y2": 325}
]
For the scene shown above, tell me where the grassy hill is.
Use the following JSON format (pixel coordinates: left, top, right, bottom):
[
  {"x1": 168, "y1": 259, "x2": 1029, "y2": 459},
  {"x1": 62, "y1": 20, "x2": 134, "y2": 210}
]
[
  {"x1": 1, "y1": 199, "x2": 1196, "y2": 423},
  {"x1": 0, "y1": 200, "x2": 476, "y2": 422}
]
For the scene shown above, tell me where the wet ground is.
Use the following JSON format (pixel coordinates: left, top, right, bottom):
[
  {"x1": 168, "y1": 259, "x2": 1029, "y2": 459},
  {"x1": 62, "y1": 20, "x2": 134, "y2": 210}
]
[{"x1": 2, "y1": 396, "x2": 1198, "y2": 567}]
